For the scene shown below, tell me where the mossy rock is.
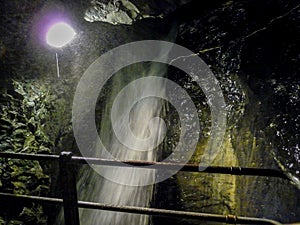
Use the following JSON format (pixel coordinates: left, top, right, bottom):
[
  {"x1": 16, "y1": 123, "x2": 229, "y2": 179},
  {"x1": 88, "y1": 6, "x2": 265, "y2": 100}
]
[{"x1": 12, "y1": 181, "x2": 27, "y2": 195}]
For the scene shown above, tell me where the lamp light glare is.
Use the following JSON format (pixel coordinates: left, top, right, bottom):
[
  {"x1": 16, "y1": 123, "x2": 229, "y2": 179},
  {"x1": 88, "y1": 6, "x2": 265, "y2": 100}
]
[{"x1": 46, "y1": 22, "x2": 76, "y2": 48}]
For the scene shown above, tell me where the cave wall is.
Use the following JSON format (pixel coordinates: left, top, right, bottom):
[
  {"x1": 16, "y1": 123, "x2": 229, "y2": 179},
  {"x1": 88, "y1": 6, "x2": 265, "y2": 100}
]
[
  {"x1": 0, "y1": 0, "x2": 299, "y2": 224},
  {"x1": 171, "y1": 0, "x2": 300, "y2": 224}
]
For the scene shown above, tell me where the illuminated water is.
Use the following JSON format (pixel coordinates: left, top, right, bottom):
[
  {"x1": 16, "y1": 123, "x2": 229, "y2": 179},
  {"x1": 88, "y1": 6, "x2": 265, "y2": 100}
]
[{"x1": 75, "y1": 62, "x2": 168, "y2": 225}]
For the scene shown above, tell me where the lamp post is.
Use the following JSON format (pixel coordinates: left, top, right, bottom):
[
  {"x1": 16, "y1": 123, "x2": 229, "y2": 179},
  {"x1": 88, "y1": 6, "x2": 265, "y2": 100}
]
[{"x1": 46, "y1": 22, "x2": 76, "y2": 78}]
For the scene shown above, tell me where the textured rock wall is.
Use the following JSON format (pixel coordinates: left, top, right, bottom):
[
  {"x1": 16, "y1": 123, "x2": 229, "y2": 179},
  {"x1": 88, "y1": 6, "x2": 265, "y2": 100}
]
[
  {"x1": 0, "y1": 1, "x2": 299, "y2": 224},
  {"x1": 0, "y1": 79, "x2": 61, "y2": 224},
  {"x1": 171, "y1": 1, "x2": 300, "y2": 224}
]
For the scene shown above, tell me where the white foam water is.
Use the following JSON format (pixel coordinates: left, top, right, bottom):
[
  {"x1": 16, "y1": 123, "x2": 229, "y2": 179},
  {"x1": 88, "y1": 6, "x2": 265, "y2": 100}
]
[{"x1": 76, "y1": 62, "x2": 168, "y2": 225}]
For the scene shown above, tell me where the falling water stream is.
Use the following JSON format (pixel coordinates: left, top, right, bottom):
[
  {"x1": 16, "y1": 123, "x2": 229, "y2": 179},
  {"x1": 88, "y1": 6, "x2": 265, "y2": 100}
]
[{"x1": 73, "y1": 49, "x2": 172, "y2": 225}]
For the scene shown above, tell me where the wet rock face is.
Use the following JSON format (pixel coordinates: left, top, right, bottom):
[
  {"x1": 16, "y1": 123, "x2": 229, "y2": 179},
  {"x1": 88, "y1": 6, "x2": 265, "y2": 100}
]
[
  {"x1": 84, "y1": 0, "x2": 143, "y2": 24},
  {"x1": 172, "y1": 0, "x2": 300, "y2": 223},
  {"x1": 84, "y1": 0, "x2": 192, "y2": 25},
  {"x1": 235, "y1": 0, "x2": 300, "y2": 182},
  {"x1": 240, "y1": 6, "x2": 300, "y2": 178}
]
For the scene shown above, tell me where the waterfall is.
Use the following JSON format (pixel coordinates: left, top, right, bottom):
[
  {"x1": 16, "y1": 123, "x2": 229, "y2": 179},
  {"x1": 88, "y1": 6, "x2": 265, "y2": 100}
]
[
  {"x1": 55, "y1": 48, "x2": 173, "y2": 225},
  {"x1": 76, "y1": 61, "x2": 168, "y2": 225},
  {"x1": 66, "y1": 19, "x2": 179, "y2": 224}
]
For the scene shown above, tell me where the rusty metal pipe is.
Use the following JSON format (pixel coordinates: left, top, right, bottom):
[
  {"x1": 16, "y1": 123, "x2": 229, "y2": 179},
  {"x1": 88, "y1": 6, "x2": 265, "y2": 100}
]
[
  {"x1": 0, "y1": 192, "x2": 283, "y2": 225},
  {"x1": 0, "y1": 152, "x2": 290, "y2": 180}
]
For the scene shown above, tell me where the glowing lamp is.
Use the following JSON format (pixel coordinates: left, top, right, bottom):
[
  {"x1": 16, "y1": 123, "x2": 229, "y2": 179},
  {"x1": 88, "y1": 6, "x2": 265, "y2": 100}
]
[
  {"x1": 46, "y1": 22, "x2": 76, "y2": 48},
  {"x1": 45, "y1": 22, "x2": 76, "y2": 78}
]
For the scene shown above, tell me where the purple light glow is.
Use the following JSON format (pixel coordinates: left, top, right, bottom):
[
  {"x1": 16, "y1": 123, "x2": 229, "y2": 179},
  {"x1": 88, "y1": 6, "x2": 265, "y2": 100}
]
[
  {"x1": 32, "y1": 10, "x2": 75, "y2": 48},
  {"x1": 46, "y1": 22, "x2": 76, "y2": 48}
]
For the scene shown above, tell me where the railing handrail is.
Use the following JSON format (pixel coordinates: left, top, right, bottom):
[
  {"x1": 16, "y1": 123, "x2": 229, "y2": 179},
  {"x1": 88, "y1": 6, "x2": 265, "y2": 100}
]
[
  {"x1": 0, "y1": 151, "x2": 295, "y2": 225},
  {"x1": 0, "y1": 152, "x2": 291, "y2": 180},
  {"x1": 0, "y1": 192, "x2": 283, "y2": 225}
]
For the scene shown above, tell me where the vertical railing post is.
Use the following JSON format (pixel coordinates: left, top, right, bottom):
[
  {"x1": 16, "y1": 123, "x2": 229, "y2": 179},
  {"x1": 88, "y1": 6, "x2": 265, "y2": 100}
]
[{"x1": 59, "y1": 151, "x2": 80, "y2": 225}]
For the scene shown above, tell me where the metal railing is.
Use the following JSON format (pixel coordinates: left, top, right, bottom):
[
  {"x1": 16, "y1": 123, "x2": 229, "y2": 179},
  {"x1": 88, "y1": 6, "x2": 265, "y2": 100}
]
[{"x1": 0, "y1": 151, "x2": 294, "y2": 225}]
